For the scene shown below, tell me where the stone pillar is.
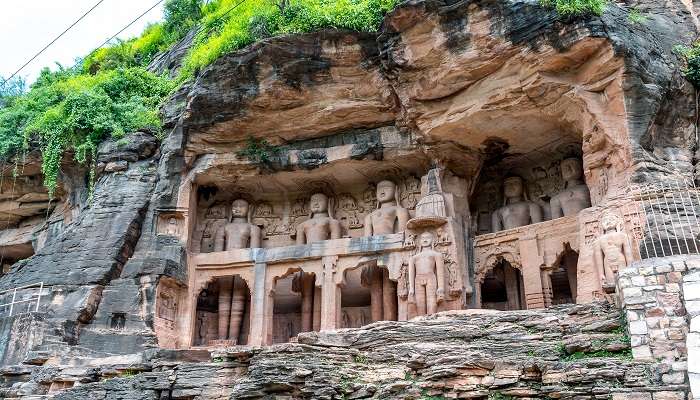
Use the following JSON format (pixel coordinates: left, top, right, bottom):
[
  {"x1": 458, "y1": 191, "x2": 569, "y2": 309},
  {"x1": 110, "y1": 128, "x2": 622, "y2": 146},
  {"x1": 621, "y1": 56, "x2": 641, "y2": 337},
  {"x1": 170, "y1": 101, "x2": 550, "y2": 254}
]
[
  {"x1": 248, "y1": 263, "x2": 267, "y2": 346},
  {"x1": 382, "y1": 268, "x2": 397, "y2": 321},
  {"x1": 518, "y1": 236, "x2": 546, "y2": 309},
  {"x1": 217, "y1": 277, "x2": 233, "y2": 340},
  {"x1": 228, "y1": 276, "x2": 246, "y2": 343},
  {"x1": 313, "y1": 287, "x2": 322, "y2": 331},
  {"x1": 541, "y1": 270, "x2": 553, "y2": 308},
  {"x1": 369, "y1": 267, "x2": 383, "y2": 322},
  {"x1": 300, "y1": 273, "x2": 315, "y2": 332},
  {"x1": 320, "y1": 256, "x2": 340, "y2": 331}
]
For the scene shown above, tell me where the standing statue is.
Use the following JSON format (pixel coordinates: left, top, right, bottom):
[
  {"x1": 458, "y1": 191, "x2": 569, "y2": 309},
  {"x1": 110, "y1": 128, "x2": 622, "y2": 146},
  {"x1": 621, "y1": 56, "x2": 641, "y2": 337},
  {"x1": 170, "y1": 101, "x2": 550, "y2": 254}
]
[
  {"x1": 550, "y1": 158, "x2": 592, "y2": 219},
  {"x1": 408, "y1": 232, "x2": 445, "y2": 316},
  {"x1": 491, "y1": 176, "x2": 543, "y2": 232},
  {"x1": 364, "y1": 180, "x2": 410, "y2": 236},
  {"x1": 214, "y1": 199, "x2": 262, "y2": 251},
  {"x1": 296, "y1": 193, "x2": 342, "y2": 244},
  {"x1": 593, "y1": 212, "x2": 634, "y2": 288},
  {"x1": 212, "y1": 199, "x2": 258, "y2": 344}
]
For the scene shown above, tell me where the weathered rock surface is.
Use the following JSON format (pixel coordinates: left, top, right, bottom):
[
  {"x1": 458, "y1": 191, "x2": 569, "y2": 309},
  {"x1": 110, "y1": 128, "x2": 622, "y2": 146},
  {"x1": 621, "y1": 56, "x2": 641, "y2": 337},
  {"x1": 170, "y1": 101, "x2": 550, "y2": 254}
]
[
  {"x1": 0, "y1": 0, "x2": 697, "y2": 399},
  {"x1": 0, "y1": 303, "x2": 684, "y2": 399}
]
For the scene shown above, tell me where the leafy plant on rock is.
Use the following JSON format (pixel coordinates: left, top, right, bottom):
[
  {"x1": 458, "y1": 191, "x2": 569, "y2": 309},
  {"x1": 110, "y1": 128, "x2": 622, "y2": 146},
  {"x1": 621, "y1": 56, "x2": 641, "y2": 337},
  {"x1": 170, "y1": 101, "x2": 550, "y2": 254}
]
[
  {"x1": 0, "y1": 66, "x2": 173, "y2": 196},
  {"x1": 539, "y1": 0, "x2": 607, "y2": 17},
  {"x1": 627, "y1": 7, "x2": 648, "y2": 25},
  {"x1": 236, "y1": 136, "x2": 280, "y2": 167},
  {"x1": 675, "y1": 43, "x2": 700, "y2": 88}
]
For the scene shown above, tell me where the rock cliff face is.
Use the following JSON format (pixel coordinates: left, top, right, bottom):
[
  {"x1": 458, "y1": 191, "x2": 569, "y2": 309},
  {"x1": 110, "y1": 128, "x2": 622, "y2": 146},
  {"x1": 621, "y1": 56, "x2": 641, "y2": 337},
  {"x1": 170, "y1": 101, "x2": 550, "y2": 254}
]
[
  {"x1": 0, "y1": 0, "x2": 698, "y2": 398},
  {"x1": 3, "y1": 303, "x2": 683, "y2": 399}
]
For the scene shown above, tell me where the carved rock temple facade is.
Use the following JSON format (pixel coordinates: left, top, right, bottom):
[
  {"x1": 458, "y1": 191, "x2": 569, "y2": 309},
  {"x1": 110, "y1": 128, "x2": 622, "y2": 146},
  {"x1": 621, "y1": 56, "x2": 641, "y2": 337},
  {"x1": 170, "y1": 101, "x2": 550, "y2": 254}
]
[{"x1": 151, "y1": 133, "x2": 645, "y2": 348}]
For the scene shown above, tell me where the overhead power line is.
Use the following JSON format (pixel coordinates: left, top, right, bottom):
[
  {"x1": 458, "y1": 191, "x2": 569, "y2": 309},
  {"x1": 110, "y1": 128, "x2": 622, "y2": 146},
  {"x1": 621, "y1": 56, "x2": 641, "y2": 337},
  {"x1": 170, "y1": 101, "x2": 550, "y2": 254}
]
[
  {"x1": 4, "y1": 0, "x2": 250, "y2": 89},
  {"x1": 83, "y1": 0, "x2": 166, "y2": 62},
  {"x1": 0, "y1": 0, "x2": 107, "y2": 88}
]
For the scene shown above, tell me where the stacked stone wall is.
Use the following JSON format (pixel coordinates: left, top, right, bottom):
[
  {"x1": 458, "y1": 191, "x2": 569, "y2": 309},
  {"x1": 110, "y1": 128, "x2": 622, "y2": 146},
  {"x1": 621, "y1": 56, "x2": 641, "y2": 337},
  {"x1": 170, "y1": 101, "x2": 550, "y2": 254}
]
[{"x1": 619, "y1": 255, "x2": 700, "y2": 398}]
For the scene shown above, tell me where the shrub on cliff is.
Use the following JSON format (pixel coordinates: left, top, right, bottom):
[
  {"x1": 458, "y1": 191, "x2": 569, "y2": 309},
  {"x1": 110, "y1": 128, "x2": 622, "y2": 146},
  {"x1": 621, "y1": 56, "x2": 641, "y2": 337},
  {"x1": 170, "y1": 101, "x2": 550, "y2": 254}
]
[
  {"x1": 178, "y1": 0, "x2": 399, "y2": 80},
  {"x1": 675, "y1": 43, "x2": 700, "y2": 88},
  {"x1": 83, "y1": 0, "x2": 206, "y2": 74},
  {"x1": 539, "y1": 0, "x2": 607, "y2": 17},
  {"x1": 0, "y1": 67, "x2": 173, "y2": 196}
]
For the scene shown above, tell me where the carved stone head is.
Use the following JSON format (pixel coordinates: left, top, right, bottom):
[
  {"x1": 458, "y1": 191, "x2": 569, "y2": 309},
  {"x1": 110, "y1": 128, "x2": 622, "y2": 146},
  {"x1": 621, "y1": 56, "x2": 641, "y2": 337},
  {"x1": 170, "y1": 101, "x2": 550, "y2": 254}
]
[
  {"x1": 601, "y1": 211, "x2": 622, "y2": 233},
  {"x1": 309, "y1": 193, "x2": 329, "y2": 214},
  {"x1": 419, "y1": 231, "x2": 435, "y2": 249},
  {"x1": 231, "y1": 199, "x2": 250, "y2": 219},
  {"x1": 503, "y1": 176, "x2": 525, "y2": 200},
  {"x1": 561, "y1": 158, "x2": 583, "y2": 182},
  {"x1": 376, "y1": 180, "x2": 399, "y2": 206}
]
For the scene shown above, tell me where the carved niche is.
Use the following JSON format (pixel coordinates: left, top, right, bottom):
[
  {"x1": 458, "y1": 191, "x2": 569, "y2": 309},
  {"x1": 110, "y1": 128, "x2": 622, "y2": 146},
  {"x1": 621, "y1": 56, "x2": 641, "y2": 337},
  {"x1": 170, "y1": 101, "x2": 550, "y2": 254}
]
[
  {"x1": 400, "y1": 175, "x2": 422, "y2": 210},
  {"x1": 157, "y1": 211, "x2": 186, "y2": 241},
  {"x1": 199, "y1": 203, "x2": 228, "y2": 253},
  {"x1": 334, "y1": 193, "x2": 365, "y2": 230}
]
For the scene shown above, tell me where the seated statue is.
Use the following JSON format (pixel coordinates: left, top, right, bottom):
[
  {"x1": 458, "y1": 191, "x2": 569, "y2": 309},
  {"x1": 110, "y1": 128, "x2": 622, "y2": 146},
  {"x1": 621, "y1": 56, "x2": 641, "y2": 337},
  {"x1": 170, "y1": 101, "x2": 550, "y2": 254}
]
[
  {"x1": 364, "y1": 180, "x2": 410, "y2": 236},
  {"x1": 491, "y1": 176, "x2": 543, "y2": 232},
  {"x1": 214, "y1": 199, "x2": 262, "y2": 250},
  {"x1": 593, "y1": 212, "x2": 633, "y2": 288},
  {"x1": 550, "y1": 158, "x2": 591, "y2": 219},
  {"x1": 408, "y1": 232, "x2": 445, "y2": 316},
  {"x1": 296, "y1": 193, "x2": 342, "y2": 244}
]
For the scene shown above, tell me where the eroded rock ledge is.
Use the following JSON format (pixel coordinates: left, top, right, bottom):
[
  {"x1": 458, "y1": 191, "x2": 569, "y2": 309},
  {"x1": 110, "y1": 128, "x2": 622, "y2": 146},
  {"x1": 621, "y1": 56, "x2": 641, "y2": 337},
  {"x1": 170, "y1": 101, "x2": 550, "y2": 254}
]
[{"x1": 1, "y1": 303, "x2": 684, "y2": 399}]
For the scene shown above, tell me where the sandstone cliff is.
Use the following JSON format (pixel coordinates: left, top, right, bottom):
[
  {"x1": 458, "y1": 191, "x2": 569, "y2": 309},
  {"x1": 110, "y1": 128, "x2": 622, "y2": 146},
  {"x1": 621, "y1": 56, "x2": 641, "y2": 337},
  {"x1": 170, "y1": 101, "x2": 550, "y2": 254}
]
[{"x1": 0, "y1": 0, "x2": 697, "y2": 398}]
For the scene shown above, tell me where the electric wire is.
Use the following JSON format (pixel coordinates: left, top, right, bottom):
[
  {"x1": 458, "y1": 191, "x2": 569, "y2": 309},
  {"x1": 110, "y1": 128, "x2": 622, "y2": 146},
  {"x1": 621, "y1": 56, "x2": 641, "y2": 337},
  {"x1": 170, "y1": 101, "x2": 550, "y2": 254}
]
[{"x1": 0, "y1": 0, "x2": 107, "y2": 88}]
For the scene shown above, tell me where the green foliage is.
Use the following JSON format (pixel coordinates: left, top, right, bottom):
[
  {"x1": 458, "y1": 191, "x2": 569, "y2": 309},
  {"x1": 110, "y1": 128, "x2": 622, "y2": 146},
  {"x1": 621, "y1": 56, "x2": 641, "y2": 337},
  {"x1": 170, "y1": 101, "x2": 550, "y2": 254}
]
[
  {"x1": 236, "y1": 136, "x2": 280, "y2": 166},
  {"x1": 164, "y1": 0, "x2": 204, "y2": 38},
  {"x1": 561, "y1": 348, "x2": 633, "y2": 361},
  {"x1": 353, "y1": 354, "x2": 368, "y2": 364},
  {"x1": 488, "y1": 393, "x2": 514, "y2": 400},
  {"x1": 0, "y1": 67, "x2": 173, "y2": 196},
  {"x1": 539, "y1": 0, "x2": 607, "y2": 17},
  {"x1": 0, "y1": 76, "x2": 27, "y2": 109},
  {"x1": 178, "y1": 0, "x2": 400, "y2": 80},
  {"x1": 82, "y1": 23, "x2": 172, "y2": 73},
  {"x1": 675, "y1": 43, "x2": 700, "y2": 88},
  {"x1": 627, "y1": 7, "x2": 648, "y2": 24}
]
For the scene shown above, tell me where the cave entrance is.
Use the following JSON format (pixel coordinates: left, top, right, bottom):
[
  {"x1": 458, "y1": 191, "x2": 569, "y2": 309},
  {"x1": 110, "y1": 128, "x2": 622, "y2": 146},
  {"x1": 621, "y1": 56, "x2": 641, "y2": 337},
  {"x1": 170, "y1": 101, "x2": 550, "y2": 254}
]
[
  {"x1": 480, "y1": 260, "x2": 525, "y2": 311},
  {"x1": 272, "y1": 271, "x2": 319, "y2": 343},
  {"x1": 0, "y1": 242, "x2": 35, "y2": 277},
  {"x1": 340, "y1": 264, "x2": 397, "y2": 328},
  {"x1": 194, "y1": 275, "x2": 251, "y2": 346},
  {"x1": 550, "y1": 247, "x2": 578, "y2": 305}
]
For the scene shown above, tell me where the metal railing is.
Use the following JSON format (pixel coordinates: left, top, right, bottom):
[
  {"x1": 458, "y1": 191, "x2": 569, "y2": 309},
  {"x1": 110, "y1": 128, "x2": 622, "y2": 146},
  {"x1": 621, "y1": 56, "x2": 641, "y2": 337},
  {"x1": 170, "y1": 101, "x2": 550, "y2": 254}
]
[
  {"x1": 629, "y1": 176, "x2": 700, "y2": 259},
  {"x1": 0, "y1": 282, "x2": 44, "y2": 318}
]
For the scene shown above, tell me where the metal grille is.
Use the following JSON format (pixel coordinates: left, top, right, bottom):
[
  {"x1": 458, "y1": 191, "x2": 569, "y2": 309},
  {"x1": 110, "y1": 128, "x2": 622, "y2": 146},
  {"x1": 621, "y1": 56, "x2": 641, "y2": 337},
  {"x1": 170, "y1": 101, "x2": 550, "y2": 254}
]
[
  {"x1": 0, "y1": 282, "x2": 44, "y2": 318},
  {"x1": 630, "y1": 177, "x2": 700, "y2": 259}
]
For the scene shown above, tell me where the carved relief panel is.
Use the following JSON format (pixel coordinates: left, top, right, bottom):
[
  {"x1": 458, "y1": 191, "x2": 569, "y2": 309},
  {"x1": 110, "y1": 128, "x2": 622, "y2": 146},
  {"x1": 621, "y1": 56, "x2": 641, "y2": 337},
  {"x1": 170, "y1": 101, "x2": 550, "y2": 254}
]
[{"x1": 193, "y1": 175, "x2": 427, "y2": 251}]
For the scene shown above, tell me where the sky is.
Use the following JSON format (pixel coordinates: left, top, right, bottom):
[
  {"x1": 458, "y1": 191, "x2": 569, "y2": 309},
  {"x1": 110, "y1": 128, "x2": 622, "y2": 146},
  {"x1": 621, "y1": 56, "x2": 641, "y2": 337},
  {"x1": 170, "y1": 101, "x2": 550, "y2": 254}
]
[{"x1": 0, "y1": 0, "x2": 166, "y2": 85}]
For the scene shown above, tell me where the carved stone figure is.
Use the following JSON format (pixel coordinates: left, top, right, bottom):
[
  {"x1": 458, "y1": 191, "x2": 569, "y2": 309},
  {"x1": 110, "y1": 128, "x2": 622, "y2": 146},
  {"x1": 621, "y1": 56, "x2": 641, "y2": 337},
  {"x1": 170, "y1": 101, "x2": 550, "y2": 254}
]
[
  {"x1": 364, "y1": 180, "x2": 410, "y2": 236},
  {"x1": 165, "y1": 217, "x2": 180, "y2": 236},
  {"x1": 214, "y1": 199, "x2": 262, "y2": 251},
  {"x1": 593, "y1": 212, "x2": 633, "y2": 288},
  {"x1": 216, "y1": 276, "x2": 247, "y2": 344},
  {"x1": 491, "y1": 176, "x2": 543, "y2": 232},
  {"x1": 409, "y1": 232, "x2": 445, "y2": 316},
  {"x1": 296, "y1": 193, "x2": 342, "y2": 244},
  {"x1": 550, "y1": 158, "x2": 591, "y2": 219}
]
